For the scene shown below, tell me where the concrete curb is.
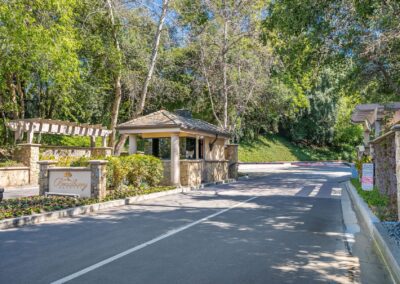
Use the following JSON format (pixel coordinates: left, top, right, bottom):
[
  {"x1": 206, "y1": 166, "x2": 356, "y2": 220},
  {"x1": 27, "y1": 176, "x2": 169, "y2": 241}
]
[
  {"x1": 0, "y1": 179, "x2": 236, "y2": 230},
  {"x1": 345, "y1": 181, "x2": 400, "y2": 283}
]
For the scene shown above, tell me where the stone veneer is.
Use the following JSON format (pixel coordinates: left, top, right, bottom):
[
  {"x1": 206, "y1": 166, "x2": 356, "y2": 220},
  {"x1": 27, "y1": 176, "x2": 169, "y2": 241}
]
[
  {"x1": 180, "y1": 160, "x2": 202, "y2": 187},
  {"x1": 225, "y1": 144, "x2": 239, "y2": 179},
  {"x1": 14, "y1": 144, "x2": 40, "y2": 185},
  {"x1": 40, "y1": 146, "x2": 112, "y2": 158},
  {"x1": 203, "y1": 160, "x2": 228, "y2": 183},
  {"x1": 0, "y1": 167, "x2": 30, "y2": 187}
]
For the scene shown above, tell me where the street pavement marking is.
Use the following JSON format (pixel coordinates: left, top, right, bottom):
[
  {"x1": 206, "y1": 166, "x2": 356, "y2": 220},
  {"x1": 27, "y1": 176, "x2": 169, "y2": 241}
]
[{"x1": 51, "y1": 196, "x2": 258, "y2": 284}]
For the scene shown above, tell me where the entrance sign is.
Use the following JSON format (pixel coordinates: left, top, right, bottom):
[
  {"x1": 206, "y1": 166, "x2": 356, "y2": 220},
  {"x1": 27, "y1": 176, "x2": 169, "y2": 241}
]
[
  {"x1": 361, "y1": 163, "x2": 374, "y2": 191},
  {"x1": 49, "y1": 170, "x2": 91, "y2": 197}
]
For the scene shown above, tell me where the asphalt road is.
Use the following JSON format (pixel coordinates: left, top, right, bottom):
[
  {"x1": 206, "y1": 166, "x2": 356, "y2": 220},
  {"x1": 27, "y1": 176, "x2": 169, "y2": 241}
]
[{"x1": 0, "y1": 163, "x2": 392, "y2": 283}]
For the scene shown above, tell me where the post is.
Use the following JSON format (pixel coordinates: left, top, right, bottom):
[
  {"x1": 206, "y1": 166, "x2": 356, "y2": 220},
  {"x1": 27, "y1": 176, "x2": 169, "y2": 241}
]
[
  {"x1": 38, "y1": 160, "x2": 57, "y2": 195},
  {"x1": 195, "y1": 136, "x2": 199, "y2": 159},
  {"x1": 90, "y1": 136, "x2": 96, "y2": 148},
  {"x1": 225, "y1": 144, "x2": 239, "y2": 179},
  {"x1": 89, "y1": 160, "x2": 108, "y2": 200},
  {"x1": 27, "y1": 130, "x2": 34, "y2": 144},
  {"x1": 14, "y1": 144, "x2": 41, "y2": 184},
  {"x1": 363, "y1": 130, "x2": 370, "y2": 146},
  {"x1": 375, "y1": 120, "x2": 381, "y2": 138},
  {"x1": 171, "y1": 134, "x2": 180, "y2": 186},
  {"x1": 102, "y1": 136, "x2": 107, "y2": 147},
  {"x1": 129, "y1": 135, "x2": 137, "y2": 155}
]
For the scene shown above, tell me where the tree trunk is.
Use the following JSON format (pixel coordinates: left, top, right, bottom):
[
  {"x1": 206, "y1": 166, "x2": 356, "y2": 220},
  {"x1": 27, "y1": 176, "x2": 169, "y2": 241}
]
[
  {"x1": 106, "y1": 0, "x2": 123, "y2": 150},
  {"x1": 114, "y1": 0, "x2": 170, "y2": 155},
  {"x1": 16, "y1": 75, "x2": 25, "y2": 119},
  {"x1": 7, "y1": 74, "x2": 19, "y2": 119},
  {"x1": 222, "y1": 9, "x2": 229, "y2": 130}
]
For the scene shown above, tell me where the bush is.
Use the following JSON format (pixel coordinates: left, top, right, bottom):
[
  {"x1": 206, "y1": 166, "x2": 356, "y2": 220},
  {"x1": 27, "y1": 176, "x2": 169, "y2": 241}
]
[{"x1": 107, "y1": 154, "x2": 163, "y2": 189}]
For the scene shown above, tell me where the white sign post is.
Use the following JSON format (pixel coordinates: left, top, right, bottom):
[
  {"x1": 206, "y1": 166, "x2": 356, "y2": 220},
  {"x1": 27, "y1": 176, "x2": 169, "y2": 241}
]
[
  {"x1": 49, "y1": 170, "x2": 91, "y2": 197},
  {"x1": 361, "y1": 163, "x2": 374, "y2": 191}
]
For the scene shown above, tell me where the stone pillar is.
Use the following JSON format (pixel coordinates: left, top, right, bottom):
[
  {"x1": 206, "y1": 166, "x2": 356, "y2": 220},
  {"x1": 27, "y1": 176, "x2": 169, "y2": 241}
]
[
  {"x1": 89, "y1": 160, "x2": 108, "y2": 200},
  {"x1": 38, "y1": 160, "x2": 57, "y2": 195},
  {"x1": 170, "y1": 134, "x2": 180, "y2": 186},
  {"x1": 129, "y1": 135, "x2": 137, "y2": 155},
  {"x1": 195, "y1": 136, "x2": 199, "y2": 159},
  {"x1": 14, "y1": 144, "x2": 41, "y2": 184},
  {"x1": 363, "y1": 130, "x2": 370, "y2": 146},
  {"x1": 225, "y1": 144, "x2": 239, "y2": 179},
  {"x1": 394, "y1": 127, "x2": 400, "y2": 220}
]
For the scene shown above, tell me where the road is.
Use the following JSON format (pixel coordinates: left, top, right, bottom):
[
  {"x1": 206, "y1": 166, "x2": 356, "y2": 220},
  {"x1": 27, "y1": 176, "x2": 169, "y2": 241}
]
[{"x1": 0, "y1": 163, "x2": 393, "y2": 283}]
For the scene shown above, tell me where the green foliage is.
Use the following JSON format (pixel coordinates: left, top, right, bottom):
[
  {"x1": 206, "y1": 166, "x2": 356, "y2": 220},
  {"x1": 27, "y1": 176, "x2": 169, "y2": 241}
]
[
  {"x1": 0, "y1": 160, "x2": 23, "y2": 167},
  {"x1": 239, "y1": 134, "x2": 349, "y2": 162},
  {"x1": 350, "y1": 178, "x2": 396, "y2": 221},
  {"x1": 0, "y1": 186, "x2": 174, "y2": 220}
]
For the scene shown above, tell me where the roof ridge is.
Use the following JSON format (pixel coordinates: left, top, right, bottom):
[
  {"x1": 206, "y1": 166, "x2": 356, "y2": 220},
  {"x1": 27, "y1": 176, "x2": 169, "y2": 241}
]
[{"x1": 160, "y1": 110, "x2": 182, "y2": 126}]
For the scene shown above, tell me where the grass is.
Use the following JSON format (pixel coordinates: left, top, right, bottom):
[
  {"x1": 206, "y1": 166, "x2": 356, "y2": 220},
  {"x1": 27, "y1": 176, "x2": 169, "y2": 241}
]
[
  {"x1": 239, "y1": 134, "x2": 344, "y2": 162},
  {"x1": 0, "y1": 160, "x2": 24, "y2": 167},
  {"x1": 350, "y1": 178, "x2": 397, "y2": 221}
]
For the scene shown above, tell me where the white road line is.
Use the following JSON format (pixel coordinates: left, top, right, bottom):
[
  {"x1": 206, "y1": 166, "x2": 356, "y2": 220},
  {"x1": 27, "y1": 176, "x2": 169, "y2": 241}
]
[{"x1": 51, "y1": 196, "x2": 258, "y2": 284}]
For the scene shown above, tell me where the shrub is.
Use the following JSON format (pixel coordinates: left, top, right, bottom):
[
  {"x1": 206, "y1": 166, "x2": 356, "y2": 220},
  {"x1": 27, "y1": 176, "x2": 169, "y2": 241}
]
[
  {"x1": 0, "y1": 160, "x2": 24, "y2": 167},
  {"x1": 121, "y1": 154, "x2": 163, "y2": 187}
]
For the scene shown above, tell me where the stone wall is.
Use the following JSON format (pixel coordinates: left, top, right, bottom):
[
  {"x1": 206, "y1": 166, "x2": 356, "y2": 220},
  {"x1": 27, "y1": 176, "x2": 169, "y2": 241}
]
[
  {"x1": 203, "y1": 160, "x2": 228, "y2": 183},
  {"x1": 0, "y1": 167, "x2": 30, "y2": 187},
  {"x1": 40, "y1": 146, "x2": 112, "y2": 158},
  {"x1": 372, "y1": 132, "x2": 397, "y2": 208},
  {"x1": 180, "y1": 160, "x2": 202, "y2": 187}
]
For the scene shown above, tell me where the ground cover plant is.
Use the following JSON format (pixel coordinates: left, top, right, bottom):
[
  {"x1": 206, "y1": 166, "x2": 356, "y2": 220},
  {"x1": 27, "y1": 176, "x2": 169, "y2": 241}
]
[
  {"x1": 239, "y1": 134, "x2": 351, "y2": 162},
  {"x1": 350, "y1": 178, "x2": 397, "y2": 221},
  {"x1": 0, "y1": 185, "x2": 174, "y2": 221}
]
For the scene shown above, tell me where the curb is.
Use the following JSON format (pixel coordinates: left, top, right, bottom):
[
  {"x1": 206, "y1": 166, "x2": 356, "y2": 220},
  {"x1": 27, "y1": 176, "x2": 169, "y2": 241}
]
[
  {"x1": 0, "y1": 179, "x2": 236, "y2": 230},
  {"x1": 345, "y1": 181, "x2": 400, "y2": 283}
]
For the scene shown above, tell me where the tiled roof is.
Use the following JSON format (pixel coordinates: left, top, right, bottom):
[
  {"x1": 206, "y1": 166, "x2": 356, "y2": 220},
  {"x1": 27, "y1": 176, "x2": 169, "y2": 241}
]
[{"x1": 117, "y1": 110, "x2": 231, "y2": 137}]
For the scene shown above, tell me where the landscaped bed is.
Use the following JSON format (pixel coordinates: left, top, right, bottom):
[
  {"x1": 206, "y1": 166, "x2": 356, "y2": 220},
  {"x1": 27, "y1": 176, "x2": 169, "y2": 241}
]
[
  {"x1": 0, "y1": 154, "x2": 172, "y2": 221},
  {"x1": 0, "y1": 185, "x2": 174, "y2": 221},
  {"x1": 350, "y1": 178, "x2": 396, "y2": 221}
]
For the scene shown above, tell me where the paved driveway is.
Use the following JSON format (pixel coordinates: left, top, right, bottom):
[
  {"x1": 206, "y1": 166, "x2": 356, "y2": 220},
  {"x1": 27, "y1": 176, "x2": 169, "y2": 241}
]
[{"x1": 0, "y1": 163, "x2": 392, "y2": 283}]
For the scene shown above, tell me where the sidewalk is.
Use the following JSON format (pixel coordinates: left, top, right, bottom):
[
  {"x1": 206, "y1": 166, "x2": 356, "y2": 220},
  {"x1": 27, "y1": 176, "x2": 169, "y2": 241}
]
[{"x1": 3, "y1": 185, "x2": 39, "y2": 199}]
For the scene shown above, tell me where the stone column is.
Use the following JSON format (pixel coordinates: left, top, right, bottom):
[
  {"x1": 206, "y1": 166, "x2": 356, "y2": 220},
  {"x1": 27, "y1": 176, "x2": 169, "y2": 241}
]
[
  {"x1": 225, "y1": 144, "x2": 239, "y2": 179},
  {"x1": 195, "y1": 136, "x2": 199, "y2": 159},
  {"x1": 129, "y1": 135, "x2": 137, "y2": 155},
  {"x1": 170, "y1": 134, "x2": 180, "y2": 186},
  {"x1": 393, "y1": 126, "x2": 400, "y2": 220},
  {"x1": 37, "y1": 160, "x2": 57, "y2": 195},
  {"x1": 89, "y1": 160, "x2": 108, "y2": 200},
  {"x1": 363, "y1": 130, "x2": 370, "y2": 146},
  {"x1": 375, "y1": 120, "x2": 381, "y2": 137},
  {"x1": 15, "y1": 144, "x2": 41, "y2": 185}
]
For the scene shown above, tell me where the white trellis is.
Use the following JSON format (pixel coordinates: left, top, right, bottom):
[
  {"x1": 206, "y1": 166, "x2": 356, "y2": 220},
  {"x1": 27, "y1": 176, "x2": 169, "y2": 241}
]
[{"x1": 7, "y1": 118, "x2": 112, "y2": 146}]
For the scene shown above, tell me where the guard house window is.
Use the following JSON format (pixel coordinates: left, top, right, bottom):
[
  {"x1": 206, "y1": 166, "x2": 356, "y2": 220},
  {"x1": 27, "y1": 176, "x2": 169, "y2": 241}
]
[
  {"x1": 180, "y1": 137, "x2": 197, "y2": 159},
  {"x1": 145, "y1": 138, "x2": 171, "y2": 159}
]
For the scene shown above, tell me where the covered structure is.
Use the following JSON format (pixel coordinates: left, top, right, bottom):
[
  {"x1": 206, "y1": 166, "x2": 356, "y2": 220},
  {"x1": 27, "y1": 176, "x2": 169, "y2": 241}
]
[
  {"x1": 117, "y1": 110, "x2": 237, "y2": 187},
  {"x1": 351, "y1": 103, "x2": 400, "y2": 147}
]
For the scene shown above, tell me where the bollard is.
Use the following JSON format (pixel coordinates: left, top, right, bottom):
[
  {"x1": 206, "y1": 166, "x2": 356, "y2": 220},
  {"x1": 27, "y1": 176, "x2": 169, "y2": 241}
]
[{"x1": 0, "y1": 187, "x2": 4, "y2": 202}]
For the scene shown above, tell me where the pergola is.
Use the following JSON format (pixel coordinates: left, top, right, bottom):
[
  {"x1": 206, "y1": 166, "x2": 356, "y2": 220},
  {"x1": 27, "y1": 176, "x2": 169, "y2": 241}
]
[
  {"x1": 7, "y1": 118, "x2": 112, "y2": 146},
  {"x1": 117, "y1": 110, "x2": 231, "y2": 186}
]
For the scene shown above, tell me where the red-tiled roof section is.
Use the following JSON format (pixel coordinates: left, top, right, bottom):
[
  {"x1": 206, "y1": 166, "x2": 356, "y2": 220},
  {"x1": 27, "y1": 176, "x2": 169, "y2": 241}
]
[{"x1": 117, "y1": 110, "x2": 230, "y2": 137}]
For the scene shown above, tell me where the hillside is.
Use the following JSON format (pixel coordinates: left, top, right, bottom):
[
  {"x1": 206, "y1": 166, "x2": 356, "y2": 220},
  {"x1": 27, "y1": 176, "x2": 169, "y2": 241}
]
[{"x1": 239, "y1": 134, "x2": 342, "y2": 162}]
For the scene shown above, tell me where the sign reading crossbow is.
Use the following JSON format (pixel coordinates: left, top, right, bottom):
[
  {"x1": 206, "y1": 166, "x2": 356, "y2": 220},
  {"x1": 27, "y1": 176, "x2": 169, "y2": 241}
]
[{"x1": 49, "y1": 170, "x2": 91, "y2": 197}]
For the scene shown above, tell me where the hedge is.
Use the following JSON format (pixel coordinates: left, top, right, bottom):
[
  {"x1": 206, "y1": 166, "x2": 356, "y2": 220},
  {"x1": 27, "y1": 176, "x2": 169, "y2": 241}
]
[{"x1": 40, "y1": 154, "x2": 164, "y2": 189}]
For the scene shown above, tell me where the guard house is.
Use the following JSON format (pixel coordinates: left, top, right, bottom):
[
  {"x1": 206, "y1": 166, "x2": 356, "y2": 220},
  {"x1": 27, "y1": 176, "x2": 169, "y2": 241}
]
[
  {"x1": 117, "y1": 110, "x2": 237, "y2": 187},
  {"x1": 351, "y1": 103, "x2": 400, "y2": 155}
]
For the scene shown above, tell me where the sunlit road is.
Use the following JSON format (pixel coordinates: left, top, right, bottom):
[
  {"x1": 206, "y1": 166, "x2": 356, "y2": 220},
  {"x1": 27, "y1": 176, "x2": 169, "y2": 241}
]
[{"x1": 0, "y1": 163, "x2": 392, "y2": 283}]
